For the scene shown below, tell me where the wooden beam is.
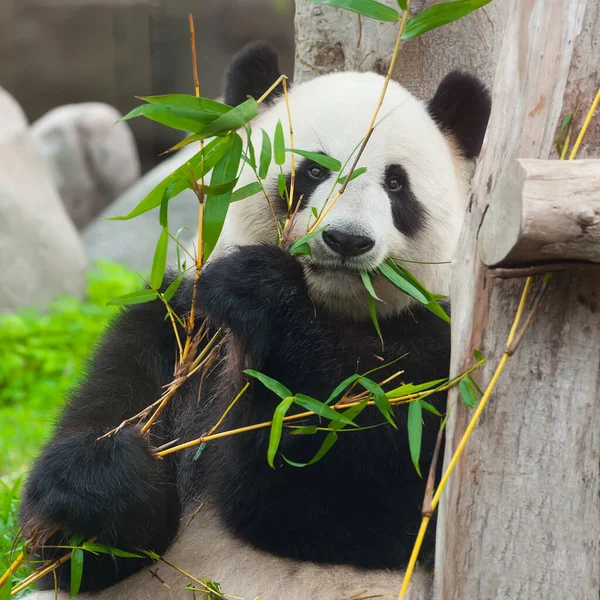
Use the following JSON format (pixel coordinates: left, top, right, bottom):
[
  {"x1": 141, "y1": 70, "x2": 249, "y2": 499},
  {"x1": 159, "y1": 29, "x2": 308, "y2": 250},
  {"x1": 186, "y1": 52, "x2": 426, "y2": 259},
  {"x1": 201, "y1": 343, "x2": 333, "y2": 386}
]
[
  {"x1": 434, "y1": 1, "x2": 600, "y2": 598},
  {"x1": 479, "y1": 158, "x2": 600, "y2": 267}
]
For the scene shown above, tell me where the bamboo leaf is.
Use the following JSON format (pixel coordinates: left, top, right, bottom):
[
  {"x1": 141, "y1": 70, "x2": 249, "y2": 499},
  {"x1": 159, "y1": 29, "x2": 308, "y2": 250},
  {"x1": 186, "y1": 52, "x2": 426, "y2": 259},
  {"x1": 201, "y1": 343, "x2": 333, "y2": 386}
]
[
  {"x1": 288, "y1": 227, "x2": 327, "y2": 254},
  {"x1": 259, "y1": 129, "x2": 272, "y2": 179},
  {"x1": 338, "y1": 166, "x2": 368, "y2": 185},
  {"x1": 421, "y1": 400, "x2": 442, "y2": 417},
  {"x1": 325, "y1": 373, "x2": 361, "y2": 405},
  {"x1": 108, "y1": 136, "x2": 231, "y2": 221},
  {"x1": 231, "y1": 181, "x2": 263, "y2": 202},
  {"x1": 274, "y1": 120, "x2": 286, "y2": 166},
  {"x1": 288, "y1": 425, "x2": 319, "y2": 435},
  {"x1": 120, "y1": 104, "x2": 210, "y2": 133},
  {"x1": 69, "y1": 534, "x2": 85, "y2": 598},
  {"x1": 203, "y1": 133, "x2": 243, "y2": 260},
  {"x1": 378, "y1": 261, "x2": 428, "y2": 304},
  {"x1": 386, "y1": 378, "x2": 446, "y2": 399},
  {"x1": 283, "y1": 432, "x2": 339, "y2": 467},
  {"x1": 407, "y1": 400, "x2": 423, "y2": 477},
  {"x1": 81, "y1": 543, "x2": 143, "y2": 559},
  {"x1": 359, "y1": 377, "x2": 396, "y2": 428},
  {"x1": 193, "y1": 442, "x2": 208, "y2": 461},
  {"x1": 307, "y1": 0, "x2": 400, "y2": 22},
  {"x1": 459, "y1": 377, "x2": 478, "y2": 408},
  {"x1": 163, "y1": 274, "x2": 184, "y2": 302},
  {"x1": 397, "y1": 0, "x2": 407, "y2": 10},
  {"x1": 245, "y1": 369, "x2": 292, "y2": 400},
  {"x1": 203, "y1": 180, "x2": 239, "y2": 196},
  {"x1": 200, "y1": 98, "x2": 259, "y2": 138},
  {"x1": 106, "y1": 289, "x2": 158, "y2": 306},
  {"x1": 277, "y1": 172, "x2": 287, "y2": 197},
  {"x1": 294, "y1": 393, "x2": 358, "y2": 427},
  {"x1": 287, "y1": 149, "x2": 342, "y2": 172},
  {"x1": 139, "y1": 94, "x2": 230, "y2": 117},
  {"x1": 402, "y1": 0, "x2": 491, "y2": 40},
  {"x1": 150, "y1": 228, "x2": 169, "y2": 289},
  {"x1": 360, "y1": 271, "x2": 382, "y2": 301},
  {"x1": 268, "y1": 396, "x2": 295, "y2": 467},
  {"x1": 368, "y1": 294, "x2": 384, "y2": 349}
]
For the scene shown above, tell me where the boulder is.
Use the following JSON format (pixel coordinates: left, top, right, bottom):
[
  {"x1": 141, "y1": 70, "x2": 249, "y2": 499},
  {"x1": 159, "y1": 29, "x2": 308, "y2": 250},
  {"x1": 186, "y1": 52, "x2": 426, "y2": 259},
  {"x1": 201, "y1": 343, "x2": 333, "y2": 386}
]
[
  {"x1": 0, "y1": 87, "x2": 86, "y2": 314},
  {"x1": 32, "y1": 103, "x2": 141, "y2": 229},
  {"x1": 82, "y1": 144, "x2": 199, "y2": 273}
]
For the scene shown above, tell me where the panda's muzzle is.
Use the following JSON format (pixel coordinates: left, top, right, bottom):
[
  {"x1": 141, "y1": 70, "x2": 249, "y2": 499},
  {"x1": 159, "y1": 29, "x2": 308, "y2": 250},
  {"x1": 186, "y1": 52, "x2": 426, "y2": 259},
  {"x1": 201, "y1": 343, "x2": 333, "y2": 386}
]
[{"x1": 321, "y1": 230, "x2": 375, "y2": 258}]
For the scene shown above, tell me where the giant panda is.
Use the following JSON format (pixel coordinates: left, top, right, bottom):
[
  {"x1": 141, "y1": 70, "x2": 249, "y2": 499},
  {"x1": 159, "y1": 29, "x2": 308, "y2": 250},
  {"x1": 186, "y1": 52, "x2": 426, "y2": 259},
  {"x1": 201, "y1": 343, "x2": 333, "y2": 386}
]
[{"x1": 20, "y1": 42, "x2": 490, "y2": 600}]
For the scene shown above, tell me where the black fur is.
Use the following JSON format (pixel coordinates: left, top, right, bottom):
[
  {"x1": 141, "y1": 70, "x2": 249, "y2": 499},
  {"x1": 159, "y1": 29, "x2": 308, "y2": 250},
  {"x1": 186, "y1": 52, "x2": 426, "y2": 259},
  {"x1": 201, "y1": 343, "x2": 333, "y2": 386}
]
[
  {"x1": 224, "y1": 42, "x2": 283, "y2": 107},
  {"x1": 427, "y1": 71, "x2": 491, "y2": 159},
  {"x1": 279, "y1": 155, "x2": 333, "y2": 213},
  {"x1": 21, "y1": 245, "x2": 449, "y2": 591},
  {"x1": 384, "y1": 164, "x2": 428, "y2": 237}
]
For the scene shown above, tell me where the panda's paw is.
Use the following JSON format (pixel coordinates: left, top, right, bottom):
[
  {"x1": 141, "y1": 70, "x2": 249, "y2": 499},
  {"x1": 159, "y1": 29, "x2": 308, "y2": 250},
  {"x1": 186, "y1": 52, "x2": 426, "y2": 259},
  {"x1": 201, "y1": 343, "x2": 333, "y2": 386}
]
[
  {"x1": 20, "y1": 427, "x2": 170, "y2": 552},
  {"x1": 199, "y1": 244, "x2": 309, "y2": 327}
]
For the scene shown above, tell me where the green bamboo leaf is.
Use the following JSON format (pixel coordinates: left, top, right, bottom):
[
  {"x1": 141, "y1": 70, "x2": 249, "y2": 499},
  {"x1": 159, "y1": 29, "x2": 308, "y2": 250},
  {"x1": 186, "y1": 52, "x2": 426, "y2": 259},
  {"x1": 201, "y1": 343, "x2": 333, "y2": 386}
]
[
  {"x1": 193, "y1": 442, "x2": 208, "y2": 461},
  {"x1": 202, "y1": 179, "x2": 239, "y2": 196},
  {"x1": 421, "y1": 400, "x2": 442, "y2": 417},
  {"x1": 294, "y1": 394, "x2": 357, "y2": 427},
  {"x1": 397, "y1": 0, "x2": 407, "y2": 10},
  {"x1": 360, "y1": 271, "x2": 382, "y2": 301},
  {"x1": 259, "y1": 129, "x2": 272, "y2": 179},
  {"x1": 69, "y1": 534, "x2": 85, "y2": 598},
  {"x1": 81, "y1": 543, "x2": 143, "y2": 559},
  {"x1": 325, "y1": 373, "x2": 361, "y2": 405},
  {"x1": 288, "y1": 425, "x2": 319, "y2": 435},
  {"x1": 139, "y1": 94, "x2": 230, "y2": 117},
  {"x1": 402, "y1": 0, "x2": 491, "y2": 40},
  {"x1": 274, "y1": 121, "x2": 285, "y2": 166},
  {"x1": 307, "y1": 0, "x2": 400, "y2": 22},
  {"x1": 378, "y1": 261, "x2": 428, "y2": 304},
  {"x1": 106, "y1": 289, "x2": 158, "y2": 306},
  {"x1": 407, "y1": 400, "x2": 423, "y2": 477},
  {"x1": 231, "y1": 182, "x2": 263, "y2": 202},
  {"x1": 108, "y1": 136, "x2": 231, "y2": 221},
  {"x1": 359, "y1": 377, "x2": 396, "y2": 428},
  {"x1": 244, "y1": 369, "x2": 292, "y2": 399},
  {"x1": 368, "y1": 294, "x2": 384, "y2": 349},
  {"x1": 283, "y1": 432, "x2": 339, "y2": 467},
  {"x1": 289, "y1": 242, "x2": 311, "y2": 255},
  {"x1": 246, "y1": 130, "x2": 257, "y2": 169},
  {"x1": 459, "y1": 377, "x2": 478, "y2": 408},
  {"x1": 150, "y1": 228, "x2": 169, "y2": 289},
  {"x1": 268, "y1": 396, "x2": 295, "y2": 467},
  {"x1": 163, "y1": 274, "x2": 184, "y2": 302},
  {"x1": 287, "y1": 149, "x2": 341, "y2": 172},
  {"x1": 0, "y1": 574, "x2": 10, "y2": 600},
  {"x1": 277, "y1": 172, "x2": 287, "y2": 197},
  {"x1": 288, "y1": 227, "x2": 327, "y2": 254},
  {"x1": 386, "y1": 378, "x2": 447, "y2": 399},
  {"x1": 203, "y1": 133, "x2": 243, "y2": 260},
  {"x1": 201, "y1": 98, "x2": 259, "y2": 138},
  {"x1": 426, "y1": 299, "x2": 451, "y2": 324},
  {"x1": 119, "y1": 104, "x2": 209, "y2": 133},
  {"x1": 338, "y1": 166, "x2": 368, "y2": 185}
]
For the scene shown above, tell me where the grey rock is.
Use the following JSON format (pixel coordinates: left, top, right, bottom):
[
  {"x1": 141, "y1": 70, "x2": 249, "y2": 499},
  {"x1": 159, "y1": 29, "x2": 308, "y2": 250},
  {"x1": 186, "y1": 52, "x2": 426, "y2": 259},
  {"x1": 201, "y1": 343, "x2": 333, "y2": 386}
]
[
  {"x1": 0, "y1": 86, "x2": 86, "y2": 314},
  {"x1": 32, "y1": 103, "x2": 141, "y2": 229},
  {"x1": 82, "y1": 144, "x2": 199, "y2": 273}
]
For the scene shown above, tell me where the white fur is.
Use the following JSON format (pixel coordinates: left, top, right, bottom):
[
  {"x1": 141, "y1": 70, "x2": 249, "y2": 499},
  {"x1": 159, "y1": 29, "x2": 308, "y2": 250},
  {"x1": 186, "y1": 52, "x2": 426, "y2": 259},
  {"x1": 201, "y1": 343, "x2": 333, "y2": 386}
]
[
  {"x1": 26, "y1": 509, "x2": 431, "y2": 600},
  {"x1": 212, "y1": 71, "x2": 472, "y2": 320}
]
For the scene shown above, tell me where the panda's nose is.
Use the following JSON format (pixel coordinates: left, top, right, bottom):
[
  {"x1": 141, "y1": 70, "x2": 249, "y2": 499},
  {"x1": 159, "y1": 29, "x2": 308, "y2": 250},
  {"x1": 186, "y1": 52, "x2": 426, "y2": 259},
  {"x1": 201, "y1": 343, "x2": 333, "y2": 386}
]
[{"x1": 322, "y1": 230, "x2": 375, "y2": 257}]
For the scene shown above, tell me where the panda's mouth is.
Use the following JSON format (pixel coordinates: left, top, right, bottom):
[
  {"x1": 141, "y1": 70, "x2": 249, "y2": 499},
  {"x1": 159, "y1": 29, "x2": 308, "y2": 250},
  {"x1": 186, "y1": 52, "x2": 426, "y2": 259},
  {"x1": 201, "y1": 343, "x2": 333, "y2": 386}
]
[{"x1": 302, "y1": 258, "x2": 367, "y2": 277}]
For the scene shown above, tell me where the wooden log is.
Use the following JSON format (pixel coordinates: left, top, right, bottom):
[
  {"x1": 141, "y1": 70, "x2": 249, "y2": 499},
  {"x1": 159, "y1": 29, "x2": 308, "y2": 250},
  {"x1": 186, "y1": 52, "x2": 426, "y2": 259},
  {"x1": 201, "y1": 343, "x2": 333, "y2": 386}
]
[
  {"x1": 479, "y1": 158, "x2": 600, "y2": 266},
  {"x1": 435, "y1": 1, "x2": 600, "y2": 598}
]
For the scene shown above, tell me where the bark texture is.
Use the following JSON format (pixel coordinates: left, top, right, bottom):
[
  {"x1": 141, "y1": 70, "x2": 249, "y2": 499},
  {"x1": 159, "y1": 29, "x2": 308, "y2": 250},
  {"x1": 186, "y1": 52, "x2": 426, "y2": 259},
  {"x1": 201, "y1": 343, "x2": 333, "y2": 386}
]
[
  {"x1": 435, "y1": 1, "x2": 600, "y2": 599},
  {"x1": 294, "y1": 0, "x2": 508, "y2": 98}
]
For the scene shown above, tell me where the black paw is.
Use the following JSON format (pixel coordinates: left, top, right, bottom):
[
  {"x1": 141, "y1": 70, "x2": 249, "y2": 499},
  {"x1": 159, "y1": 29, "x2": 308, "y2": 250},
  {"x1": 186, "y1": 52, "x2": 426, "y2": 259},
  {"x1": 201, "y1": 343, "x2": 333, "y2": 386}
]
[
  {"x1": 21, "y1": 427, "x2": 175, "y2": 552},
  {"x1": 198, "y1": 245, "x2": 310, "y2": 357}
]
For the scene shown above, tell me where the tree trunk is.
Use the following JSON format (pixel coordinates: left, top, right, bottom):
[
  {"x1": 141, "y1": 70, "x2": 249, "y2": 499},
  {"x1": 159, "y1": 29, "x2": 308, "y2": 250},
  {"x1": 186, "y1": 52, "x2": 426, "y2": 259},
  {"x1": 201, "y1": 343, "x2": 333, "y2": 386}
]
[
  {"x1": 435, "y1": 1, "x2": 600, "y2": 599},
  {"x1": 294, "y1": 0, "x2": 508, "y2": 98}
]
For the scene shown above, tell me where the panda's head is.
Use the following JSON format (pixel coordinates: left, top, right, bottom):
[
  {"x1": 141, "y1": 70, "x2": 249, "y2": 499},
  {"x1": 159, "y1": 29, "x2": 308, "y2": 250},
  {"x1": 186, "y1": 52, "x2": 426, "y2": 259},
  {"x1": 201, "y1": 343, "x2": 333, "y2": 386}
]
[{"x1": 213, "y1": 43, "x2": 491, "y2": 320}]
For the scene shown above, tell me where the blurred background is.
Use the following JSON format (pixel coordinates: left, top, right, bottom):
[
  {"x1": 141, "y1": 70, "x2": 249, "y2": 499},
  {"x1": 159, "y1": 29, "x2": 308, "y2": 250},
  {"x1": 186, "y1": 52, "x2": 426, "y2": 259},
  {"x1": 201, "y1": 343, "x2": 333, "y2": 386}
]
[{"x1": 0, "y1": 1, "x2": 294, "y2": 571}]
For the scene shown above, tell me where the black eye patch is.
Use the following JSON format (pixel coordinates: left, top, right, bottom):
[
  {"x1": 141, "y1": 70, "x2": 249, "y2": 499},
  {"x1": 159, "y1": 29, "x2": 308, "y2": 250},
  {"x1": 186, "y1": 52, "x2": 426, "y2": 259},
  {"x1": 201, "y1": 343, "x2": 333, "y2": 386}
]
[
  {"x1": 383, "y1": 164, "x2": 427, "y2": 237},
  {"x1": 275, "y1": 156, "x2": 332, "y2": 213}
]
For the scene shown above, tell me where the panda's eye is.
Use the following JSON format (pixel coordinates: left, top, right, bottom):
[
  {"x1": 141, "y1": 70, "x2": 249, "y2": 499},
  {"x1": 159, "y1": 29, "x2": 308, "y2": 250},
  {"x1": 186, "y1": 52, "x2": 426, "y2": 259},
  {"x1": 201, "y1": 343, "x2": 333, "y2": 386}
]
[
  {"x1": 307, "y1": 164, "x2": 325, "y2": 180},
  {"x1": 386, "y1": 177, "x2": 402, "y2": 192}
]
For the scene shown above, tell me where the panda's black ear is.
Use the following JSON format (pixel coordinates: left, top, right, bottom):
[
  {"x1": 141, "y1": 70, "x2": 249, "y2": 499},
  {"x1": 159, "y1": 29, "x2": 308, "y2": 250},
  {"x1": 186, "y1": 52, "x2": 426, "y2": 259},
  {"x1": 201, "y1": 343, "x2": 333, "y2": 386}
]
[
  {"x1": 427, "y1": 71, "x2": 491, "y2": 160},
  {"x1": 224, "y1": 42, "x2": 283, "y2": 107}
]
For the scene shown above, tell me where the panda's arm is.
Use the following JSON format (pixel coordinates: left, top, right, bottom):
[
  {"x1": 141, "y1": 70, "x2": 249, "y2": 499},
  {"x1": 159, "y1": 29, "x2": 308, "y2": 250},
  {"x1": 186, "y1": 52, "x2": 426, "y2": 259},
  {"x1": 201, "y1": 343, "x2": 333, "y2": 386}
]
[{"x1": 20, "y1": 276, "x2": 188, "y2": 592}]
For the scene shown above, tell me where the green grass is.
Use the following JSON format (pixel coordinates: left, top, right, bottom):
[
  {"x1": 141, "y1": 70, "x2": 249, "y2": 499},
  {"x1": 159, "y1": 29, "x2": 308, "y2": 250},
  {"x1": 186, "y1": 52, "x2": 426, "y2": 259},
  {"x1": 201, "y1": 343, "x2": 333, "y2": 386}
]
[{"x1": 0, "y1": 261, "x2": 141, "y2": 592}]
